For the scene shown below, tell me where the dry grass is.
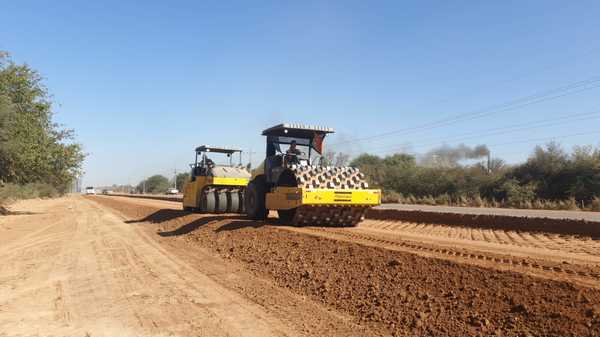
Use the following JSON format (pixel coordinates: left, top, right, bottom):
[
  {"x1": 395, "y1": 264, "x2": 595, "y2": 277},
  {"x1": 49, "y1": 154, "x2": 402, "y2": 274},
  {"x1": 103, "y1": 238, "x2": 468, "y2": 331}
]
[
  {"x1": 381, "y1": 193, "x2": 600, "y2": 212},
  {"x1": 0, "y1": 183, "x2": 58, "y2": 205},
  {"x1": 592, "y1": 197, "x2": 600, "y2": 211}
]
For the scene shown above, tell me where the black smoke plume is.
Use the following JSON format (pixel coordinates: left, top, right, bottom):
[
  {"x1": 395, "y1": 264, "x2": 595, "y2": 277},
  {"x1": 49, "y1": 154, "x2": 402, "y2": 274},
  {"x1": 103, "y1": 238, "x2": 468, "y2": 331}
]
[{"x1": 420, "y1": 144, "x2": 490, "y2": 167}]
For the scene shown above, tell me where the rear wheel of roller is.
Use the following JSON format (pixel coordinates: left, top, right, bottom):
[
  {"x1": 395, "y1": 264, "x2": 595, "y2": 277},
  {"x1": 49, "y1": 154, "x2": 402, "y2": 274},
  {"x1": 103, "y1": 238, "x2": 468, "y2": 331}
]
[
  {"x1": 215, "y1": 190, "x2": 228, "y2": 213},
  {"x1": 227, "y1": 191, "x2": 240, "y2": 213},
  {"x1": 245, "y1": 179, "x2": 268, "y2": 220},
  {"x1": 201, "y1": 190, "x2": 216, "y2": 213},
  {"x1": 238, "y1": 190, "x2": 245, "y2": 213}
]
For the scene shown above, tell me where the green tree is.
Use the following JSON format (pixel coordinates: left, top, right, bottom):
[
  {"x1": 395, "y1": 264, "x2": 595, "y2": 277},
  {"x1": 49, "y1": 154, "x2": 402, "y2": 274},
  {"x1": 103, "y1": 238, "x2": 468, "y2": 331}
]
[
  {"x1": 351, "y1": 143, "x2": 600, "y2": 208},
  {"x1": 497, "y1": 179, "x2": 536, "y2": 207},
  {"x1": 564, "y1": 145, "x2": 600, "y2": 202},
  {"x1": 175, "y1": 172, "x2": 190, "y2": 191},
  {"x1": 0, "y1": 94, "x2": 15, "y2": 161},
  {"x1": 382, "y1": 153, "x2": 415, "y2": 168},
  {"x1": 350, "y1": 153, "x2": 382, "y2": 168},
  {"x1": 0, "y1": 52, "x2": 84, "y2": 192},
  {"x1": 512, "y1": 142, "x2": 572, "y2": 200},
  {"x1": 138, "y1": 175, "x2": 170, "y2": 194}
]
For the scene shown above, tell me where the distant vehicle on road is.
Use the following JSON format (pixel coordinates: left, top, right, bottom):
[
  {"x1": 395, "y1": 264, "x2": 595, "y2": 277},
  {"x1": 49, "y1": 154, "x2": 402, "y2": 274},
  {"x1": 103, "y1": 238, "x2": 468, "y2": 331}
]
[
  {"x1": 101, "y1": 189, "x2": 113, "y2": 195},
  {"x1": 166, "y1": 188, "x2": 179, "y2": 195},
  {"x1": 85, "y1": 186, "x2": 96, "y2": 195}
]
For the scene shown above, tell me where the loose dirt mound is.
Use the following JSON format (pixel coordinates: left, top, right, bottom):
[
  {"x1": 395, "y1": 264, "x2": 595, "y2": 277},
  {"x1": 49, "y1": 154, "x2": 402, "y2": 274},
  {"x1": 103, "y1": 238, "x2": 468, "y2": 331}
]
[
  {"x1": 92, "y1": 196, "x2": 600, "y2": 337},
  {"x1": 110, "y1": 194, "x2": 600, "y2": 237},
  {"x1": 110, "y1": 193, "x2": 182, "y2": 202},
  {"x1": 359, "y1": 219, "x2": 600, "y2": 260},
  {"x1": 368, "y1": 208, "x2": 600, "y2": 237}
]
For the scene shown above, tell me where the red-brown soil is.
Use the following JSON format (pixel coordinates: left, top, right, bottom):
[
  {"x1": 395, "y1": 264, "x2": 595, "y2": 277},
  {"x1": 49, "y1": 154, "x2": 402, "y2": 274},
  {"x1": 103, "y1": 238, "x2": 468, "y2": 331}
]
[
  {"x1": 91, "y1": 196, "x2": 600, "y2": 337},
  {"x1": 111, "y1": 193, "x2": 600, "y2": 237},
  {"x1": 368, "y1": 208, "x2": 600, "y2": 237}
]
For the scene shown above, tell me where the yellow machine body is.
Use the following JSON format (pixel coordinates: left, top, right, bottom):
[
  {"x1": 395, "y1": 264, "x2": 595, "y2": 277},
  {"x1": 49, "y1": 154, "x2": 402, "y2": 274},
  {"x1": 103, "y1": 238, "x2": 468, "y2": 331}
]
[
  {"x1": 266, "y1": 186, "x2": 381, "y2": 210},
  {"x1": 183, "y1": 176, "x2": 249, "y2": 209},
  {"x1": 244, "y1": 123, "x2": 382, "y2": 226}
]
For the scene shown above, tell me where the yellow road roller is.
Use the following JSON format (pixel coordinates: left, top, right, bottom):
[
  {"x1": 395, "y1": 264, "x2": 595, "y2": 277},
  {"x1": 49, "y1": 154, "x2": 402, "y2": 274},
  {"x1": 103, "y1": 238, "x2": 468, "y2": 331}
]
[
  {"x1": 183, "y1": 145, "x2": 250, "y2": 213},
  {"x1": 244, "y1": 123, "x2": 381, "y2": 226}
]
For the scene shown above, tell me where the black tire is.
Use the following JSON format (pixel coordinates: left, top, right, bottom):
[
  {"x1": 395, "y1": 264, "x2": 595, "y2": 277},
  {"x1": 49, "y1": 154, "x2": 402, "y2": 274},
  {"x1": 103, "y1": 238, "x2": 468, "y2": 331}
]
[
  {"x1": 215, "y1": 190, "x2": 228, "y2": 213},
  {"x1": 227, "y1": 191, "x2": 240, "y2": 213},
  {"x1": 245, "y1": 179, "x2": 268, "y2": 220},
  {"x1": 277, "y1": 209, "x2": 296, "y2": 224},
  {"x1": 200, "y1": 190, "x2": 216, "y2": 213},
  {"x1": 238, "y1": 190, "x2": 245, "y2": 213}
]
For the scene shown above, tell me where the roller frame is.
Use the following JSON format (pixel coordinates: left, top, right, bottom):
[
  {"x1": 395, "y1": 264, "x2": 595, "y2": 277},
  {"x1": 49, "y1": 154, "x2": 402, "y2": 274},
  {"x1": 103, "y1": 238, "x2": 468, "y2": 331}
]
[
  {"x1": 265, "y1": 186, "x2": 381, "y2": 210},
  {"x1": 182, "y1": 176, "x2": 249, "y2": 212}
]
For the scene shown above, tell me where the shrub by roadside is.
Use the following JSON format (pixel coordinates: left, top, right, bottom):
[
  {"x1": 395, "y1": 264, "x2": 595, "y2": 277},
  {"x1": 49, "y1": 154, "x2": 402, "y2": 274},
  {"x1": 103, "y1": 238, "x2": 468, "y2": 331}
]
[
  {"x1": 0, "y1": 52, "x2": 84, "y2": 197},
  {"x1": 0, "y1": 183, "x2": 59, "y2": 205},
  {"x1": 381, "y1": 193, "x2": 600, "y2": 212},
  {"x1": 379, "y1": 192, "x2": 600, "y2": 212},
  {"x1": 352, "y1": 143, "x2": 600, "y2": 212},
  {"x1": 592, "y1": 197, "x2": 600, "y2": 212}
]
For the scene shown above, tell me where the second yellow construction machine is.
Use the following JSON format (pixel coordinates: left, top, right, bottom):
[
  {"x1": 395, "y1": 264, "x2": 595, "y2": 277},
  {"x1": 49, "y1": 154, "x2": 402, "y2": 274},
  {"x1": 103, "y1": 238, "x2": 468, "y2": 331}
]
[
  {"x1": 245, "y1": 123, "x2": 381, "y2": 226},
  {"x1": 183, "y1": 146, "x2": 250, "y2": 213}
]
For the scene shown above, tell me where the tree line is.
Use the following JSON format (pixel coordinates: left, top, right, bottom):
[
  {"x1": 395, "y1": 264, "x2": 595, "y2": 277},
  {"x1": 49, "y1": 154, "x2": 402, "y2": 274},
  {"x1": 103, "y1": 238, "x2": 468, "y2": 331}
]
[
  {"x1": 137, "y1": 143, "x2": 600, "y2": 211},
  {"x1": 135, "y1": 173, "x2": 190, "y2": 194},
  {"x1": 349, "y1": 142, "x2": 600, "y2": 211},
  {"x1": 0, "y1": 52, "x2": 84, "y2": 200}
]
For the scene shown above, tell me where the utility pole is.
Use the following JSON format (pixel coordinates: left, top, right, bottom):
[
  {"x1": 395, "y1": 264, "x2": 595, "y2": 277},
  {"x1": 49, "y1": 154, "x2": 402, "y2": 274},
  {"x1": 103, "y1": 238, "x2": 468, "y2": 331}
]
[
  {"x1": 173, "y1": 168, "x2": 177, "y2": 189},
  {"x1": 143, "y1": 178, "x2": 146, "y2": 194},
  {"x1": 247, "y1": 148, "x2": 257, "y2": 169}
]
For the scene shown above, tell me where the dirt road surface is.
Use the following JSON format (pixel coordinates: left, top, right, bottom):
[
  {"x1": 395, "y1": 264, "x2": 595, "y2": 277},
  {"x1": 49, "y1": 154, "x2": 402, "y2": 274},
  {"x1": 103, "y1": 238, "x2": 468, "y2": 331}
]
[
  {"x1": 0, "y1": 196, "x2": 368, "y2": 337},
  {"x1": 114, "y1": 193, "x2": 600, "y2": 222},
  {"x1": 378, "y1": 203, "x2": 600, "y2": 222},
  {"x1": 3, "y1": 195, "x2": 600, "y2": 336},
  {"x1": 92, "y1": 196, "x2": 600, "y2": 336},
  {"x1": 102, "y1": 196, "x2": 600, "y2": 285}
]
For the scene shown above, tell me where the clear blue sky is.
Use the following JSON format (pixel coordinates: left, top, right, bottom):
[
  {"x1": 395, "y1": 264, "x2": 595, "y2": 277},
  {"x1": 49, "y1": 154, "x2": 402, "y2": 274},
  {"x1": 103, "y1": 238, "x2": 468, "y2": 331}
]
[{"x1": 2, "y1": 1, "x2": 599, "y2": 186}]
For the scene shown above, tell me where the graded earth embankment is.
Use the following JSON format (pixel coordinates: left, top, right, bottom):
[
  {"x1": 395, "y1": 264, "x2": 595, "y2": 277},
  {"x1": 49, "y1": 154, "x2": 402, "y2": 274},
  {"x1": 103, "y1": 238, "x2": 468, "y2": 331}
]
[
  {"x1": 91, "y1": 196, "x2": 600, "y2": 337},
  {"x1": 367, "y1": 208, "x2": 600, "y2": 237},
  {"x1": 110, "y1": 193, "x2": 600, "y2": 237}
]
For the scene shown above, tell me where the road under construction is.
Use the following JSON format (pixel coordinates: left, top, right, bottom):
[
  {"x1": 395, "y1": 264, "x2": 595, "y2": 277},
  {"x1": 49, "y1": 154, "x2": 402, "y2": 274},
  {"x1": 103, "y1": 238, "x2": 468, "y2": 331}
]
[{"x1": 1, "y1": 193, "x2": 599, "y2": 336}]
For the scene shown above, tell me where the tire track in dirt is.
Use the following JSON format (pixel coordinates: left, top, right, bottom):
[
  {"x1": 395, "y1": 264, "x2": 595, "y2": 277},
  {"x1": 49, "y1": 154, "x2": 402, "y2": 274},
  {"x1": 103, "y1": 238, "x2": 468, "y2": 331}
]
[
  {"x1": 367, "y1": 208, "x2": 600, "y2": 237},
  {"x1": 0, "y1": 197, "x2": 302, "y2": 337},
  {"x1": 358, "y1": 219, "x2": 600, "y2": 258},
  {"x1": 289, "y1": 226, "x2": 600, "y2": 289},
  {"x1": 88, "y1": 198, "x2": 384, "y2": 337},
  {"x1": 84, "y1": 199, "x2": 292, "y2": 337},
  {"x1": 99, "y1": 195, "x2": 600, "y2": 281},
  {"x1": 91, "y1": 196, "x2": 600, "y2": 337}
]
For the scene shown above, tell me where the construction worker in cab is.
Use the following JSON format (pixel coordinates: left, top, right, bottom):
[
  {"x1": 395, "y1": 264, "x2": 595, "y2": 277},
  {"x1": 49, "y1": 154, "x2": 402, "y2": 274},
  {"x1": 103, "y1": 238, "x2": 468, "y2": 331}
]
[{"x1": 286, "y1": 140, "x2": 302, "y2": 165}]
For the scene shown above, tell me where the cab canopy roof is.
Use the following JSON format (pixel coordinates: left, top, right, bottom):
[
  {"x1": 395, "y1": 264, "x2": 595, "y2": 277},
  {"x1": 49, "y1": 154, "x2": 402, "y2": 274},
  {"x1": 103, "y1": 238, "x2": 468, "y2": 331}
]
[
  {"x1": 261, "y1": 123, "x2": 335, "y2": 138},
  {"x1": 195, "y1": 145, "x2": 242, "y2": 154}
]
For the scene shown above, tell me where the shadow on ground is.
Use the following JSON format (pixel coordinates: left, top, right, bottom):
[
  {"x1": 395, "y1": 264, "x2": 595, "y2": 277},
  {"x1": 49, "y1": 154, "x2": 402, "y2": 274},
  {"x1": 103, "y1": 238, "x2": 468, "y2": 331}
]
[
  {"x1": 158, "y1": 215, "x2": 252, "y2": 237},
  {"x1": 214, "y1": 219, "x2": 268, "y2": 232},
  {"x1": 126, "y1": 209, "x2": 191, "y2": 224},
  {"x1": 0, "y1": 206, "x2": 38, "y2": 216}
]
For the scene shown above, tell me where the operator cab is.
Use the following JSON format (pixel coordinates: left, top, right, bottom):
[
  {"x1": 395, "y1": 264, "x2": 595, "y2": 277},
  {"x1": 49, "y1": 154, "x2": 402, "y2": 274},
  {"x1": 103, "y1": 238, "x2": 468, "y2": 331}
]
[
  {"x1": 190, "y1": 145, "x2": 243, "y2": 181},
  {"x1": 261, "y1": 123, "x2": 334, "y2": 184}
]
